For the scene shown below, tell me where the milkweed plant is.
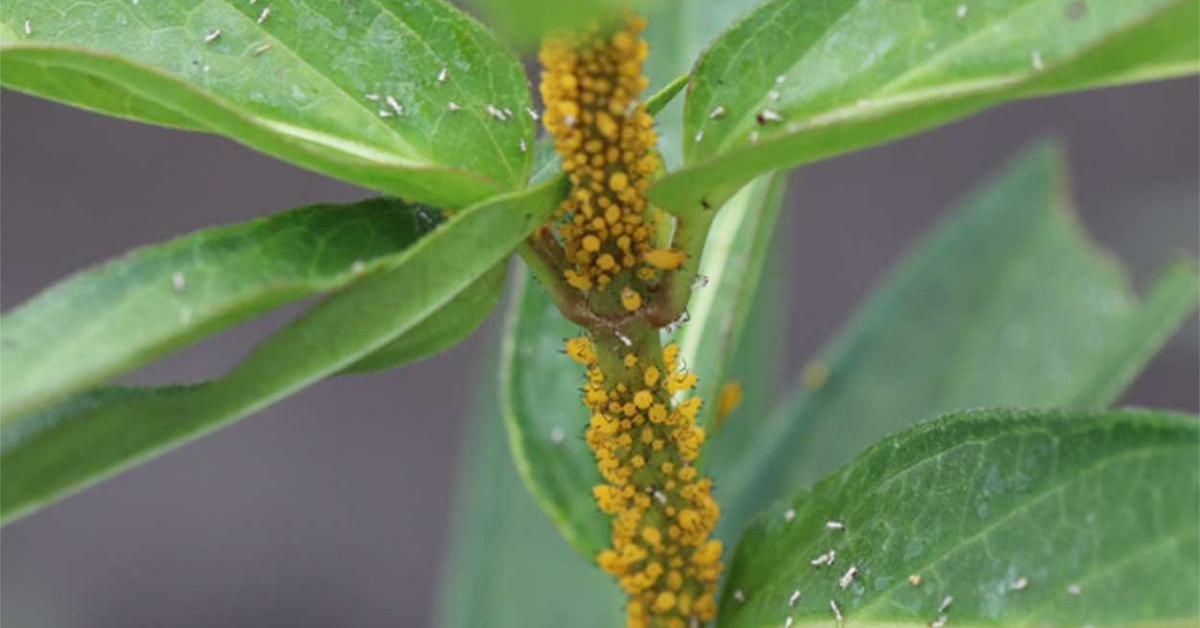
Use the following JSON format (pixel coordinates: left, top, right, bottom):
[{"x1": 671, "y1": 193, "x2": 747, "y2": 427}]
[{"x1": 1, "y1": 0, "x2": 1197, "y2": 626}]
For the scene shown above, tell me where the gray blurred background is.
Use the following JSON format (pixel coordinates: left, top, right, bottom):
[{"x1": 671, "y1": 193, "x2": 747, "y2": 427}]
[{"x1": 2, "y1": 60, "x2": 1197, "y2": 627}]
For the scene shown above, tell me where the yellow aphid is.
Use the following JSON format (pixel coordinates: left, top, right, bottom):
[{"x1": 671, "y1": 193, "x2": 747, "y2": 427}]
[
  {"x1": 715, "y1": 380, "x2": 743, "y2": 428},
  {"x1": 644, "y1": 249, "x2": 686, "y2": 270},
  {"x1": 565, "y1": 336, "x2": 594, "y2": 365},
  {"x1": 621, "y1": 287, "x2": 643, "y2": 312}
]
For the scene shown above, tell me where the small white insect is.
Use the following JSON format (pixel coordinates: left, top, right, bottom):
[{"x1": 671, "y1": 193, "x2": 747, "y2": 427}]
[
  {"x1": 447, "y1": 101, "x2": 461, "y2": 112},
  {"x1": 23, "y1": 19, "x2": 31, "y2": 35},
  {"x1": 204, "y1": 29, "x2": 222, "y2": 43},
  {"x1": 830, "y1": 599, "x2": 843, "y2": 622},
  {"x1": 733, "y1": 589, "x2": 746, "y2": 604},
  {"x1": 783, "y1": 508, "x2": 796, "y2": 522},
  {"x1": 257, "y1": 7, "x2": 271, "y2": 24},
  {"x1": 826, "y1": 520, "x2": 845, "y2": 531},
  {"x1": 519, "y1": 138, "x2": 527, "y2": 153},
  {"x1": 749, "y1": 130, "x2": 760, "y2": 144},
  {"x1": 787, "y1": 590, "x2": 801, "y2": 607},
  {"x1": 938, "y1": 595, "x2": 954, "y2": 613},
  {"x1": 929, "y1": 615, "x2": 948, "y2": 628},
  {"x1": 365, "y1": 93, "x2": 381, "y2": 101},
  {"x1": 485, "y1": 104, "x2": 508, "y2": 121},
  {"x1": 615, "y1": 330, "x2": 633, "y2": 347},
  {"x1": 437, "y1": 67, "x2": 448, "y2": 83},
  {"x1": 526, "y1": 106, "x2": 540, "y2": 121},
  {"x1": 652, "y1": 490, "x2": 668, "y2": 505},
  {"x1": 783, "y1": 617, "x2": 794, "y2": 628},
  {"x1": 758, "y1": 109, "x2": 783, "y2": 123},
  {"x1": 838, "y1": 565, "x2": 858, "y2": 590},
  {"x1": 709, "y1": 105, "x2": 726, "y2": 119},
  {"x1": 692, "y1": 274, "x2": 709, "y2": 289},
  {"x1": 810, "y1": 550, "x2": 836, "y2": 567},
  {"x1": 502, "y1": 107, "x2": 514, "y2": 120},
  {"x1": 1066, "y1": 583, "x2": 1082, "y2": 596},
  {"x1": 768, "y1": 90, "x2": 781, "y2": 101},
  {"x1": 351, "y1": 260, "x2": 366, "y2": 274},
  {"x1": 386, "y1": 95, "x2": 404, "y2": 116},
  {"x1": 564, "y1": 113, "x2": 576, "y2": 127},
  {"x1": 1030, "y1": 50, "x2": 1045, "y2": 71},
  {"x1": 378, "y1": 109, "x2": 393, "y2": 118},
  {"x1": 171, "y1": 271, "x2": 186, "y2": 292},
  {"x1": 623, "y1": 99, "x2": 639, "y2": 116},
  {"x1": 775, "y1": 75, "x2": 786, "y2": 85},
  {"x1": 908, "y1": 574, "x2": 923, "y2": 586},
  {"x1": 1009, "y1": 576, "x2": 1028, "y2": 591},
  {"x1": 693, "y1": 130, "x2": 704, "y2": 143},
  {"x1": 253, "y1": 43, "x2": 272, "y2": 56},
  {"x1": 955, "y1": 4, "x2": 968, "y2": 18},
  {"x1": 549, "y1": 426, "x2": 565, "y2": 444}
]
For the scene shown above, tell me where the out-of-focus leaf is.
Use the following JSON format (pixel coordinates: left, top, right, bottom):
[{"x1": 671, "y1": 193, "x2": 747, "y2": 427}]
[
  {"x1": 434, "y1": 340, "x2": 622, "y2": 628},
  {"x1": 1, "y1": 198, "x2": 448, "y2": 419},
  {"x1": 0, "y1": 0, "x2": 532, "y2": 207},
  {"x1": 719, "y1": 408, "x2": 1199, "y2": 626},
  {"x1": 719, "y1": 143, "x2": 1200, "y2": 537},
  {"x1": 0, "y1": 176, "x2": 567, "y2": 523},
  {"x1": 653, "y1": 0, "x2": 1200, "y2": 213}
]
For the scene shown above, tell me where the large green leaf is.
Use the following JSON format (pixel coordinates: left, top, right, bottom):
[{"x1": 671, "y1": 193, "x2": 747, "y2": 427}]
[
  {"x1": 0, "y1": 176, "x2": 567, "y2": 523},
  {"x1": 651, "y1": 0, "x2": 1200, "y2": 212},
  {"x1": 718, "y1": 408, "x2": 1199, "y2": 626},
  {"x1": 0, "y1": 0, "x2": 532, "y2": 208},
  {"x1": 1, "y1": 198, "x2": 455, "y2": 419},
  {"x1": 434, "y1": 342, "x2": 623, "y2": 628},
  {"x1": 719, "y1": 144, "x2": 1200, "y2": 538}
]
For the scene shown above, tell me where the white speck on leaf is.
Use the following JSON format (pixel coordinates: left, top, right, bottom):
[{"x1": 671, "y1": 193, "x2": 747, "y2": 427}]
[
  {"x1": 172, "y1": 272, "x2": 186, "y2": 292},
  {"x1": 909, "y1": 574, "x2": 923, "y2": 586},
  {"x1": 1009, "y1": 576, "x2": 1028, "y2": 591},
  {"x1": 437, "y1": 67, "x2": 448, "y2": 83},
  {"x1": 549, "y1": 426, "x2": 565, "y2": 444},
  {"x1": 257, "y1": 7, "x2": 271, "y2": 24},
  {"x1": 1067, "y1": 583, "x2": 1082, "y2": 596},
  {"x1": 526, "y1": 107, "x2": 539, "y2": 121},
  {"x1": 386, "y1": 95, "x2": 404, "y2": 116},
  {"x1": 830, "y1": 600, "x2": 843, "y2": 621},
  {"x1": 447, "y1": 102, "x2": 461, "y2": 112},
  {"x1": 749, "y1": 130, "x2": 760, "y2": 144},
  {"x1": 694, "y1": 130, "x2": 703, "y2": 143},
  {"x1": 204, "y1": 29, "x2": 221, "y2": 43},
  {"x1": 956, "y1": 4, "x2": 968, "y2": 18},
  {"x1": 378, "y1": 109, "x2": 393, "y2": 118},
  {"x1": 519, "y1": 139, "x2": 527, "y2": 153},
  {"x1": 783, "y1": 508, "x2": 796, "y2": 522},
  {"x1": 758, "y1": 110, "x2": 782, "y2": 124},
  {"x1": 351, "y1": 260, "x2": 365, "y2": 274},
  {"x1": 709, "y1": 105, "x2": 726, "y2": 119},
  {"x1": 811, "y1": 549, "x2": 836, "y2": 567},
  {"x1": 783, "y1": 617, "x2": 793, "y2": 628},
  {"x1": 929, "y1": 616, "x2": 948, "y2": 628},
  {"x1": 365, "y1": 93, "x2": 380, "y2": 101},
  {"x1": 768, "y1": 90, "x2": 781, "y2": 101},
  {"x1": 733, "y1": 589, "x2": 746, "y2": 603},
  {"x1": 838, "y1": 565, "x2": 858, "y2": 590},
  {"x1": 788, "y1": 590, "x2": 801, "y2": 607},
  {"x1": 23, "y1": 19, "x2": 31, "y2": 35},
  {"x1": 939, "y1": 595, "x2": 954, "y2": 613},
  {"x1": 1030, "y1": 50, "x2": 1045, "y2": 71},
  {"x1": 826, "y1": 520, "x2": 845, "y2": 531},
  {"x1": 253, "y1": 43, "x2": 272, "y2": 56}
]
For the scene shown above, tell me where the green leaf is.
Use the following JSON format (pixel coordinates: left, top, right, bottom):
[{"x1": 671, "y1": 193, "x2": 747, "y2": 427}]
[
  {"x1": 0, "y1": 198, "x2": 450, "y2": 419},
  {"x1": 673, "y1": 171, "x2": 787, "y2": 437},
  {"x1": 651, "y1": 0, "x2": 1200, "y2": 212},
  {"x1": 341, "y1": 264, "x2": 505, "y2": 374},
  {"x1": 0, "y1": 0, "x2": 532, "y2": 208},
  {"x1": 0, "y1": 176, "x2": 567, "y2": 523},
  {"x1": 718, "y1": 408, "x2": 1199, "y2": 627},
  {"x1": 719, "y1": 143, "x2": 1200, "y2": 538},
  {"x1": 434, "y1": 341, "x2": 623, "y2": 628}
]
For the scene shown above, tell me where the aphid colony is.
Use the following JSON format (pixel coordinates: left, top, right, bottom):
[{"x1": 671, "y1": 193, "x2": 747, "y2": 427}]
[
  {"x1": 566, "y1": 337, "x2": 721, "y2": 628},
  {"x1": 539, "y1": 15, "x2": 684, "y2": 302}
]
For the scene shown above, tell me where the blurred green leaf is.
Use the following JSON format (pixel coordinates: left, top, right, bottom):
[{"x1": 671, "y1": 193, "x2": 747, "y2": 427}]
[
  {"x1": 673, "y1": 172, "x2": 788, "y2": 437},
  {"x1": 0, "y1": 198, "x2": 451, "y2": 419},
  {"x1": 0, "y1": 0, "x2": 532, "y2": 208},
  {"x1": 434, "y1": 341, "x2": 622, "y2": 628},
  {"x1": 0, "y1": 176, "x2": 567, "y2": 523},
  {"x1": 719, "y1": 408, "x2": 1199, "y2": 626},
  {"x1": 652, "y1": 0, "x2": 1200, "y2": 212},
  {"x1": 719, "y1": 143, "x2": 1200, "y2": 537},
  {"x1": 467, "y1": 0, "x2": 637, "y2": 49}
]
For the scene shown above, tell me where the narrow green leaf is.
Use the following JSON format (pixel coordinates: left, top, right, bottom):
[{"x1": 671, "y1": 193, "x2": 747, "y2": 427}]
[
  {"x1": 341, "y1": 264, "x2": 505, "y2": 374},
  {"x1": 652, "y1": 0, "x2": 1200, "y2": 212},
  {"x1": 0, "y1": 198, "x2": 448, "y2": 419},
  {"x1": 719, "y1": 408, "x2": 1199, "y2": 627},
  {"x1": 673, "y1": 171, "x2": 787, "y2": 437},
  {"x1": 0, "y1": 0, "x2": 533, "y2": 207},
  {"x1": 434, "y1": 341, "x2": 622, "y2": 628},
  {"x1": 0, "y1": 176, "x2": 567, "y2": 523},
  {"x1": 719, "y1": 143, "x2": 1200, "y2": 538}
]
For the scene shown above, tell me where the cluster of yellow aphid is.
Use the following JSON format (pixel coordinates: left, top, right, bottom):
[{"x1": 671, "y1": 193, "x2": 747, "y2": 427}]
[
  {"x1": 539, "y1": 15, "x2": 684, "y2": 309},
  {"x1": 566, "y1": 336, "x2": 722, "y2": 628}
]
